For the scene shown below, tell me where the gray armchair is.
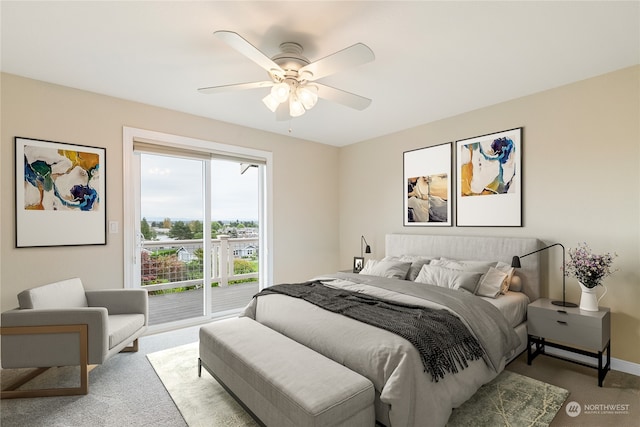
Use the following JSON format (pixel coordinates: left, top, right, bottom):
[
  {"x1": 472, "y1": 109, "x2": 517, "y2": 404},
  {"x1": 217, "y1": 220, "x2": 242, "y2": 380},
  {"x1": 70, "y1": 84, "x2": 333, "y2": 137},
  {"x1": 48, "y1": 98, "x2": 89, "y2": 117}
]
[{"x1": 1, "y1": 277, "x2": 148, "y2": 398}]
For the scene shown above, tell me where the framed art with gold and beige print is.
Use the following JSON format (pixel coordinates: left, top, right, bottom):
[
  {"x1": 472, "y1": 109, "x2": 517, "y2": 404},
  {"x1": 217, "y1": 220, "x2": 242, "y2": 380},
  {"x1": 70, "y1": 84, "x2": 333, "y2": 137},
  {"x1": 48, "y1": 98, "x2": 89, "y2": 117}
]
[{"x1": 403, "y1": 142, "x2": 452, "y2": 226}]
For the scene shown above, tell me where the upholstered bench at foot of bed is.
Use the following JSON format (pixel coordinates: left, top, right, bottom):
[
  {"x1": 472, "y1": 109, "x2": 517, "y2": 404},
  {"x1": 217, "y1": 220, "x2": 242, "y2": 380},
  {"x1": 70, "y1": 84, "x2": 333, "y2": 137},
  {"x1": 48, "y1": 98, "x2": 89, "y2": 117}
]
[{"x1": 199, "y1": 317, "x2": 375, "y2": 427}]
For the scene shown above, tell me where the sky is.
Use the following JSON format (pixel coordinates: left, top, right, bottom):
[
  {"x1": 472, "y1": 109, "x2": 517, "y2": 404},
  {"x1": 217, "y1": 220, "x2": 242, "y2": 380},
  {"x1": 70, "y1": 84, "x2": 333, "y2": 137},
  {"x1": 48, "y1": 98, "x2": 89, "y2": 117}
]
[{"x1": 140, "y1": 154, "x2": 259, "y2": 222}]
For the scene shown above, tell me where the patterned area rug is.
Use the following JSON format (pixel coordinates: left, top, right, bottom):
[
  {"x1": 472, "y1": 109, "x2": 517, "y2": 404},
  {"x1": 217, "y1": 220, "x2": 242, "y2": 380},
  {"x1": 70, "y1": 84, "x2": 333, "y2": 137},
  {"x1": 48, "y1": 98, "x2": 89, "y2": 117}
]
[
  {"x1": 147, "y1": 343, "x2": 569, "y2": 427},
  {"x1": 447, "y1": 369, "x2": 569, "y2": 426},
  {"x1": 147, "y1": 343, "x2": 257, "y2": 427}
]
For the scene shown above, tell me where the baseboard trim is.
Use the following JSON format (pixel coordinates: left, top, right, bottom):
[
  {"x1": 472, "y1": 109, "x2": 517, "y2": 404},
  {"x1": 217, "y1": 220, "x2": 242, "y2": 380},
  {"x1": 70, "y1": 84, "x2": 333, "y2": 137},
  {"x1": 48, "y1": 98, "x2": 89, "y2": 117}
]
[{"x1": 545, "y1": 347, "x2": 640, "y2": 377}]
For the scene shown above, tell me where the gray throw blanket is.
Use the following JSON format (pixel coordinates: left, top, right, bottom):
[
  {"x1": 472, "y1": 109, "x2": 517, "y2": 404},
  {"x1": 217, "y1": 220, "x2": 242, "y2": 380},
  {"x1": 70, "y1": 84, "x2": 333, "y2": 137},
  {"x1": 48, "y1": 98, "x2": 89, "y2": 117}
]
[{"x1": 256, "y1": 281, "x2": 485, "y2": 381}]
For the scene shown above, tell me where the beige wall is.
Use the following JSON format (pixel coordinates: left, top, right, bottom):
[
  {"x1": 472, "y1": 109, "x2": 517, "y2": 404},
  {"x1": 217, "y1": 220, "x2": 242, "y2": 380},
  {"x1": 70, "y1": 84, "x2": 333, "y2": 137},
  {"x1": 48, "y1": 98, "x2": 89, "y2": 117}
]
[
  {"x1": 0, "y1": 73, "x2": 339, "y2": 311},
  {"x1": 339, "y1": 66, "x2": 640, "y2": 364}
]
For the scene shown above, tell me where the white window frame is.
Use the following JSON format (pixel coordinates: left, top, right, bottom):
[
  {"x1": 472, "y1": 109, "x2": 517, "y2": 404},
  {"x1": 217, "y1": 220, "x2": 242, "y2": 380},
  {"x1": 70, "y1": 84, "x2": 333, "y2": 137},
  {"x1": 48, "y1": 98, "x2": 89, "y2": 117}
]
[{"x1": 122, "y1": 127, "x2": 273, "y2": 299}]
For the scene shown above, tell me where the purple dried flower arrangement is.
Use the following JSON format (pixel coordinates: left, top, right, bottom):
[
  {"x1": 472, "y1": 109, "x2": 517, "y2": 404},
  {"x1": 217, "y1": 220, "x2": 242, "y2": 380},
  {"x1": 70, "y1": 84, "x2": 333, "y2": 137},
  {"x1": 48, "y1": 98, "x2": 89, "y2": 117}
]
[{"x1": 564, "y1": 242, "x2": 617, "y2": 289}]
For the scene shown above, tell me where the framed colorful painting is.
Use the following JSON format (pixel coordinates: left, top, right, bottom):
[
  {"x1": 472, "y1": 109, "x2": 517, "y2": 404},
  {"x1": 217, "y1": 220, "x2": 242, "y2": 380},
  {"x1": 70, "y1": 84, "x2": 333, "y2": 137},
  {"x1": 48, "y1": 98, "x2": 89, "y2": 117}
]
[
  {"x1": 403, "y1": 142, "x2": 452, "y2": 226},
  {"x1": 15, "y1": 137, "x2": 106, "y2": 247},
  {"x1": 456, "y1": 127, "x2": 522, "y2": 227}
]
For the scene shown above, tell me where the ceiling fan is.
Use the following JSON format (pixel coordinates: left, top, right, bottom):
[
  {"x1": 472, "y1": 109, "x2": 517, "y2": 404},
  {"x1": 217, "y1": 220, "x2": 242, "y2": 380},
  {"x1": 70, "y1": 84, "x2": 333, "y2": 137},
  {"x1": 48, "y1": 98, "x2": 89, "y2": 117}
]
[{"x1": 198, "y1": 31, "x2": 375, "y2": 119}]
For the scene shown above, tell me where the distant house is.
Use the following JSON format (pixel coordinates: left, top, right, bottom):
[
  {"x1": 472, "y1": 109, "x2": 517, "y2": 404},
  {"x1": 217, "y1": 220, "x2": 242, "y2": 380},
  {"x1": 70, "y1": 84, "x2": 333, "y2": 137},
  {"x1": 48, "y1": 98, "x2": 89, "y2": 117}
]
[
  {"x1": 233, "y1": 244, "x2": 258, "y2": 258},
  {"x1": 237, "y1": 228, "x2": 259, "y2": 238},
  {"x1": 176, "y1": 247, "x2": 198, "y2": 262}
]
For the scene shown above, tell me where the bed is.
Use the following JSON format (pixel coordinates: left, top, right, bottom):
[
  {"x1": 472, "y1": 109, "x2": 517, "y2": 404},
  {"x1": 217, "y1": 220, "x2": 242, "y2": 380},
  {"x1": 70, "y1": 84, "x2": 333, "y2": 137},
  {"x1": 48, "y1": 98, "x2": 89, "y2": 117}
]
[{"x1": 242, "y1": 234, "x2": 541, "y2": 427}]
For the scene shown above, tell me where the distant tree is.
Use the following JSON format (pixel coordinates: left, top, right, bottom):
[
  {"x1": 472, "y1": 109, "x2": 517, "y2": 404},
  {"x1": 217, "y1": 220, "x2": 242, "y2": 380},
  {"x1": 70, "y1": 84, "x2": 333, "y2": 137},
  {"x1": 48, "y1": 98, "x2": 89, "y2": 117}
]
[
  {"x1": 168, "y1": 221, "x2": 193, "y2": 240},
  {"x1": 163, "y1": 217, "x2": 172, "y2": 228},
  {"x1": 211, "y1": 221, "x2": 222, "y2": 238},
  {"x1": 189, "y1": 220, "x2": 203, "y2": 239},
  {"x1": 140, "y1": 217, "x2": 157, "y2": 240}
]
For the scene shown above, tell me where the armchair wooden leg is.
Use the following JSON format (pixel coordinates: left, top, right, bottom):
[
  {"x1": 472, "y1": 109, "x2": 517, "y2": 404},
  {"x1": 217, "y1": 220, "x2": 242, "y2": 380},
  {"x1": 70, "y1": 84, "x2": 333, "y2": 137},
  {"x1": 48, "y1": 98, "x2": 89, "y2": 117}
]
[
  {"x1": 0, "y1": 324, "x2": 89, "y2": 399},
  {"x1": 119, "y1": 338, "x2": 139, "y2": 353}
]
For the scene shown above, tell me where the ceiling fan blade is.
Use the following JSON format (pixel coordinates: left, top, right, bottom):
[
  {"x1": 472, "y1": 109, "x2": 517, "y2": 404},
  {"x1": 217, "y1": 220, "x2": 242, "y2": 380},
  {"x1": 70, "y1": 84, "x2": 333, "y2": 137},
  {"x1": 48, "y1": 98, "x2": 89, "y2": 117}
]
[
  {"x1": 299, "y1": 43, "x2": 374, "y2": 81},
  {"x1": 315, "y1": 83, "x2": 372, "y2": 110},
  {"x1": 214, "y1": 30, "x2": 284, "y2": 77},
  {"x1": 198, "y1": 81, "x2": 274, "y2": 94}
]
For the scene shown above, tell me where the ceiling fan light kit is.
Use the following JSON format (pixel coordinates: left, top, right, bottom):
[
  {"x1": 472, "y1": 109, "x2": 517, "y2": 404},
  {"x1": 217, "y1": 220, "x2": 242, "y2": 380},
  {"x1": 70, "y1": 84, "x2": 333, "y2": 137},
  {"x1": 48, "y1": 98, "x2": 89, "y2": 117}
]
[
  {"x1": 263, "y1": 81, "x2": 319, "y2": 116},
  {"x1": 198, "y1": 31, "x2": 375, "y2": 119}
]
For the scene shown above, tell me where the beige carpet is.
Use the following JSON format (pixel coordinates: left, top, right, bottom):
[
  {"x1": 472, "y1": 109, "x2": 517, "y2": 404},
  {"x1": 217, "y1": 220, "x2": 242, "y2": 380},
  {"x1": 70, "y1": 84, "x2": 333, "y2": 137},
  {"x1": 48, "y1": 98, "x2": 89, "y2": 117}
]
[
  {"x1": 147, "y1": 343, "x2": 569, "y2": 427},
  {"x1": 506, "y1": 352, "x2": 640, "y2": 427}
]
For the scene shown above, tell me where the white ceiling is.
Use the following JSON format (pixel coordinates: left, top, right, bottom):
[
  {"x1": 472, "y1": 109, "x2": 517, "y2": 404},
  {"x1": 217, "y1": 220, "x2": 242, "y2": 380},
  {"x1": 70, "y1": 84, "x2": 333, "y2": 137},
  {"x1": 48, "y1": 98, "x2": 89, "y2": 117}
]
[{"x1": 2, "y1": 1, "x2": 638, "y2": 146}]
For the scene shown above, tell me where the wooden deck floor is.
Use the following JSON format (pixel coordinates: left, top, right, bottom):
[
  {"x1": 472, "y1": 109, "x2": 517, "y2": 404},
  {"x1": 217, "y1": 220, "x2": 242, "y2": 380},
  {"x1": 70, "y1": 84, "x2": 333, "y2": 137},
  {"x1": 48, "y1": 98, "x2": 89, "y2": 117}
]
[{"x1": 147, "y1": 282, "x2": 259, "y2": 325}]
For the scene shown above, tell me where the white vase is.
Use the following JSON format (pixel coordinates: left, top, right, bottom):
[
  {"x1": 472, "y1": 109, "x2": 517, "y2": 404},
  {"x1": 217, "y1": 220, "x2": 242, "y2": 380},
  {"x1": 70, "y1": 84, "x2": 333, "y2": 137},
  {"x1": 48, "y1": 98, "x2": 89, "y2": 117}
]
[{"x1": 579, "y1": 282, "x2": 607, "y2": 311}]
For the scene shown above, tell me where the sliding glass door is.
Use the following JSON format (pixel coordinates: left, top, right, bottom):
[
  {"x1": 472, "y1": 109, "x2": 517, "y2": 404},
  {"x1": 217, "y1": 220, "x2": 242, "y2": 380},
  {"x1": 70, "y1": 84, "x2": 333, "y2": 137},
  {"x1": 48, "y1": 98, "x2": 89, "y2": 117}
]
[
  {"x1": 209, "y1": 159, "x2": 260, "y2": 315},
  {"x1": 123, "y1": 127, "x2": 271, "y2": 330},
  {"x1": 139, "y1": 153, "x2": 207, "y2": 325}
]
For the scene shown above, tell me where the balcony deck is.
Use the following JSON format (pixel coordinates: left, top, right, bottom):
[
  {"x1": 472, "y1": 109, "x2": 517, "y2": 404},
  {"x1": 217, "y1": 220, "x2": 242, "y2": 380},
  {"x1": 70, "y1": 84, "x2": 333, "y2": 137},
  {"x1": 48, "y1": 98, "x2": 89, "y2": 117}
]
[{"x1": 147, "y1": 281, "x2": 259, "y2": 325}]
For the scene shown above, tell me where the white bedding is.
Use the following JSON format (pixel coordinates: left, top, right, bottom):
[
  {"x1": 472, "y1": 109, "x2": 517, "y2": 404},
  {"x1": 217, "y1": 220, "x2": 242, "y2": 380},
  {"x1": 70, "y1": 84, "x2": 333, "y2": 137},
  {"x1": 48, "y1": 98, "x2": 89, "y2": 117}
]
[
  {"x1": 481, "y1": 291, "x2": 530, "y2": 328},
  {"x1": 243, "y1": 274, "x2": 520, "y2": 427}
]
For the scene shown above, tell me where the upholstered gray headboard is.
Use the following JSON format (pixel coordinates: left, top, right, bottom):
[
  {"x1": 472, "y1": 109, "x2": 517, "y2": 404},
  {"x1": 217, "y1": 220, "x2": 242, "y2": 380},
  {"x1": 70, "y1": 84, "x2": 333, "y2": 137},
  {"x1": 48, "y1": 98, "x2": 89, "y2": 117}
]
[{"x1": 385, "y1": 234, "x2": 542, "y2": 301}]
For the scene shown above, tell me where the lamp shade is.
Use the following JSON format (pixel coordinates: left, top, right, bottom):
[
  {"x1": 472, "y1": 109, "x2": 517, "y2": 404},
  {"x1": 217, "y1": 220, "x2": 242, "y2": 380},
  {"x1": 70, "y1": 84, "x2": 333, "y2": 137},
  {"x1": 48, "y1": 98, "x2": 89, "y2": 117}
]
[
  {"x1": 361, "y1": 235, "x2": 372, "y2": 258},
  {"x1": 262, "y1": 94, "x2": 280, "y2": 112},
  {"x1": 289, "y1": 95, "x2": 305, "y2": 117},
  {"x1": 298, "y1": 85, "x2": 318, "y2": 110},
  {"x1": 271, "y1": 82, "x2": 290, "y2": 103}
]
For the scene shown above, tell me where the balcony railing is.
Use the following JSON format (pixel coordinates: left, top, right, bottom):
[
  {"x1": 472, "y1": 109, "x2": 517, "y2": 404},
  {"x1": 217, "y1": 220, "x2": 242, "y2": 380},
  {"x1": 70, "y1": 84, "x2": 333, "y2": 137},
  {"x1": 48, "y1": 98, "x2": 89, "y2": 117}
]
[
  {"x1": 141, "y1": 235, "x2": 259, "y2": 325},
  {"x1": 141, "y1": 235, "x2": 258, "y2": 292}
]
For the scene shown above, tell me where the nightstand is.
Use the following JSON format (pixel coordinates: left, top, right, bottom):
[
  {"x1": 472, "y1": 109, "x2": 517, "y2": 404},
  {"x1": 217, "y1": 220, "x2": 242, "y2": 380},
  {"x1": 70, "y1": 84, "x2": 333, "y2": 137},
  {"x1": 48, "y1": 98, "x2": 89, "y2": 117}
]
[{"x1": 527, "y1": 298, "x2": 611, "y2": 387}]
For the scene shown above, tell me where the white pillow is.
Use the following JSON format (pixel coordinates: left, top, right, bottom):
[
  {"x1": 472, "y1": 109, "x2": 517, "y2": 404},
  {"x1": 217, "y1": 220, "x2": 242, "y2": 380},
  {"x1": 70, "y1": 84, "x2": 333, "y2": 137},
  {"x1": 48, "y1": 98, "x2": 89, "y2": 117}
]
[
  {"x1": 475, "y1": 267, "x2": 508, "y2": 298},
  {"x1": 494, "y1": 261, "x2": 516, "y2": 293},
  {"x1": 384, "y1": 255, "x2": 433, "y2": 281},
  {"x1": 359, "y1": 259, "x2": 412, "y2": 279},
  {"x1": 414, "y1": 264, "x2": 482, "y2": 293},
  {"x1": 430, "y1": 258, "x2": 497, "y2": 274}
]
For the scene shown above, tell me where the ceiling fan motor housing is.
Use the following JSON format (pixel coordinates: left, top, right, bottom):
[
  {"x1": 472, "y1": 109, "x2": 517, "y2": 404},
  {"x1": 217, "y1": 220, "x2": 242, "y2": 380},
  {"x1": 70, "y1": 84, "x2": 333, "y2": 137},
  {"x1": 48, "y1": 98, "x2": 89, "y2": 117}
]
[{"x1": 270, "y1": 42, "x2": 312, "y2": 82}]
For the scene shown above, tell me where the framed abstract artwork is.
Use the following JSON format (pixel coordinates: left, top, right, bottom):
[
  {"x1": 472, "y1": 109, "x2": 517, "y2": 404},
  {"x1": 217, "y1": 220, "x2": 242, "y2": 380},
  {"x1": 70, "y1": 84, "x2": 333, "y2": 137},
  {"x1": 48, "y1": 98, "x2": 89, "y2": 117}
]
[
  {"x1": 15, "y1": 137, "x2": 107, "y2": 247},
  {"x1": 403, "y1": 142, "x2": 452, "y2": 226},
  {"x1": 456, "y1": 127, "x2": 522, "y2": 227}
]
